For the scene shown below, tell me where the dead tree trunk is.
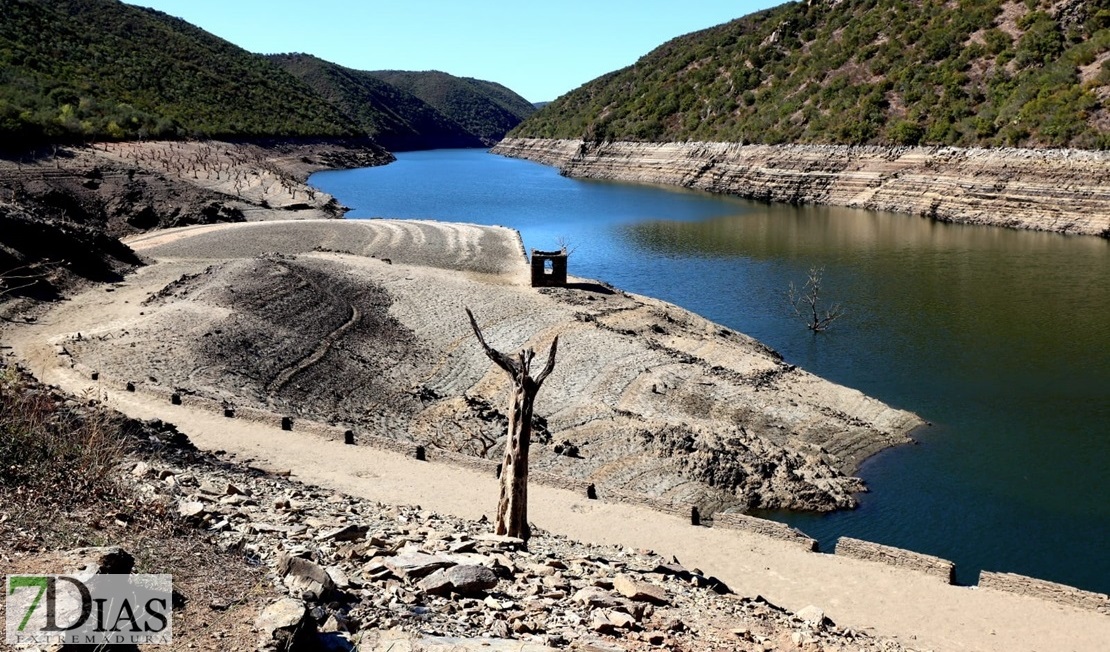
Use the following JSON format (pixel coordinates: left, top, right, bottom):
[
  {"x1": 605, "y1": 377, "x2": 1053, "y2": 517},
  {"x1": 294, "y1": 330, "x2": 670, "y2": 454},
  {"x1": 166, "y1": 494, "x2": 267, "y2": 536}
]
[{"x1": 466, "y1": 308, "x2": 558, "y2": 541}]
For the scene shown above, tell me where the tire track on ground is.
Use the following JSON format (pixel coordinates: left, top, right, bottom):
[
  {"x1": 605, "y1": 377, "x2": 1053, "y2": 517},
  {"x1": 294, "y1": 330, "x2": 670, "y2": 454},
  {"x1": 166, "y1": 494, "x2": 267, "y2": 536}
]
[{"x1": 265, "y1": 265, "x2": 362, "y2": 395}]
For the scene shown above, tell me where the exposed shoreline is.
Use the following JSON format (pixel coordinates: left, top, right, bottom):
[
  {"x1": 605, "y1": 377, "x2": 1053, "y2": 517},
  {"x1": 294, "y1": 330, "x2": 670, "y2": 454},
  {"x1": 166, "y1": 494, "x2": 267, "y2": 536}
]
[
  {"x1": 3, "y1": 219, "x2": 1107, "y2": 650},
  {"x1": 3, "y1": 139, "x2": 1108, "y2": 648},
  {"x1": 491, "y1": 138, "x2": 1110, "y2": 238},
  {"x1": 11, "y1": 219, "x2": 922, "y2": 515}
]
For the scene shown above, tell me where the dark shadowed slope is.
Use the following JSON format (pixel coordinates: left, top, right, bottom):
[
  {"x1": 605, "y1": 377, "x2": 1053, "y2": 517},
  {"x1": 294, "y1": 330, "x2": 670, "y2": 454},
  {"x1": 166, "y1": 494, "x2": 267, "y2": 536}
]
[
  {"x1": 267, "y1": 54, "x2": 486, "y2": 151},
  {"x1": 0, "y1": 0, "x2": 362, "y2": 147},
  {"x1": 369, "y1": 69, "x2": 536, "y2": 145}
]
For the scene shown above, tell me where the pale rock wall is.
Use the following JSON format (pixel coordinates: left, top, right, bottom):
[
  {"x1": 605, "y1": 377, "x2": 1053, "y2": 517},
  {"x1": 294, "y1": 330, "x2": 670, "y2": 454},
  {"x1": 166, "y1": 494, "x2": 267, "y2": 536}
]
[
  {"x1": 979, "y1": 571, "x2": 1110, "y2": 614},
  {"x1": 492, "y1": 139, "x2": 1110, "y2": 237},
  {"x1": 712, "y1": 512, "x2": 819, "y2": 551},
  {"x1": 835, "y1": 536, "x2": 956, "y2": 584}
]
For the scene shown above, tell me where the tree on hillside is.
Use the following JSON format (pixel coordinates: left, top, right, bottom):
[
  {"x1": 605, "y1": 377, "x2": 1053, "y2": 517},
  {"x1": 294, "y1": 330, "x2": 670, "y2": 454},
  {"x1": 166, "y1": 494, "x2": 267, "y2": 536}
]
[{"x1": 465, "y1": 308, "x2": 559, "y2": 541}]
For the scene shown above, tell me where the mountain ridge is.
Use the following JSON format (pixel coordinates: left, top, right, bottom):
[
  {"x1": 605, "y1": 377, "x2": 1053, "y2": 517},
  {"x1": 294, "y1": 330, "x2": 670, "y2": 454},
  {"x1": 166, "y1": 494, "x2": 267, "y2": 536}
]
[
  {"x1": 266, "y1": 54, "x2": 486, "y2": 151},
  {"x1": 369, "y1": 69, "x2": 536, "y2": 145},
  {"x1": 0, "y1": 0, "x2": 365, "y2": 147},
  {"x1": 0, "y1": 0, "x2": 535, "y2": 152},
  {"x1": 512, "y1": 0, "x2": 1110, "y2": 149}
]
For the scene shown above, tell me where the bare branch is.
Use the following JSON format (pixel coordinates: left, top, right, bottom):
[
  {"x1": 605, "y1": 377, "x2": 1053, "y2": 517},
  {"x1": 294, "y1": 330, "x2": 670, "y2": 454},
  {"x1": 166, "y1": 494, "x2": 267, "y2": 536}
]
[
  {"x1": 787, "y1": 266, "x2": 845, "y2": 332},
  {"x1": 465, "y1": 306, "x2": 561, "y2": 541},
  {"x1": 465, "y1": 308, "x2": 517, "y2": 375},
  {"x1": 554, "y1": 236, "x2": 578, "y2": 256},
  {"x1": 0, "y1": 261, "x2": 59, "y2": 299},
  {"x1": 533, "y1": 336, "x2": 559, "y2": 387}
]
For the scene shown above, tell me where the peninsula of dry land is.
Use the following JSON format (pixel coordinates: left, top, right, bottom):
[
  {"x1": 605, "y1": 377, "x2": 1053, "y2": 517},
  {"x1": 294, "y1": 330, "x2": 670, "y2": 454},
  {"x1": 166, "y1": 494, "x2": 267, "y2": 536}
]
[
  {"x1": 11, "y1": 219, "x2": 921, "y2": 515},
  {"x1": 4, "y1": 213, "x2": 1108, "y2": 652}
]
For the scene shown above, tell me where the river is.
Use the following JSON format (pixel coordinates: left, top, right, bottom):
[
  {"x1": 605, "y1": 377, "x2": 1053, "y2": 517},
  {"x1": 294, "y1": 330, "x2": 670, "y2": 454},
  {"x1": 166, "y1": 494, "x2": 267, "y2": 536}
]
[{"x1": 310, "y1": 148, "x2": 1110, "y2": 594}]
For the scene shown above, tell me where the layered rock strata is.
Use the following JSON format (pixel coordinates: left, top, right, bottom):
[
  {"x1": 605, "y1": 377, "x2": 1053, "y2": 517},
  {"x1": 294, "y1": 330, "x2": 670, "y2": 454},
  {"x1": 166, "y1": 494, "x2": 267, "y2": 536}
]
[{"x1": 492, "y1": 139, "x2": 1110, "y2": 237}]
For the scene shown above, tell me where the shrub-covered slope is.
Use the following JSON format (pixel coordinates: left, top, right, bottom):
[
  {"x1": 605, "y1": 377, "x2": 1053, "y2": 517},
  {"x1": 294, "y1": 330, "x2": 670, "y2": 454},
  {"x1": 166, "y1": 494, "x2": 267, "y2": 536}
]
[
  {"x1": 369, "y1": 70, "x2": 537, "y2": 145},
  {"x1": 514, "y1": 0, "x2": 1110, "y2": 148},
  {"x1": 0, "y1": 0, "x2": 361, "y2": 147},
  {"x1": 267, "y1": 54, "x2": 484, "y2": 151}
]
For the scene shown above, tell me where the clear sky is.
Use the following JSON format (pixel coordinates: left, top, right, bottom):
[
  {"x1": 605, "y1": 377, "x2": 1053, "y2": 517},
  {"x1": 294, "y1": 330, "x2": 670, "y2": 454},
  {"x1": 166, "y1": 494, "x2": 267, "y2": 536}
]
[{"x1": 127, "y1": 1, "x2": 780, "y2": 103}]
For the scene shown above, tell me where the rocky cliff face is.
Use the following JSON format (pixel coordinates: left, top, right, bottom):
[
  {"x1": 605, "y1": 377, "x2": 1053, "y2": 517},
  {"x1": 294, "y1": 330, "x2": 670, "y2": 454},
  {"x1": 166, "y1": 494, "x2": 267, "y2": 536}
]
[{"x1": 492, "y1": 139, "x2": 1110, "y2": 237}]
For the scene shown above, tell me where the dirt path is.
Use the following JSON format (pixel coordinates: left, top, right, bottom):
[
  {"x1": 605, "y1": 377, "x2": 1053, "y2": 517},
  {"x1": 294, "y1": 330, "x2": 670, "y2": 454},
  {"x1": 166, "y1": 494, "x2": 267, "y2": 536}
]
[
  {"x1": 4, "y1": 220, "x2": 1106, "y2": 651},
  {"x1": 265, "y1": 264, "x2": 362, "y2": 395},
  {"x1": 7, "y1": 340, "x2": 1108, "y2": 652}
]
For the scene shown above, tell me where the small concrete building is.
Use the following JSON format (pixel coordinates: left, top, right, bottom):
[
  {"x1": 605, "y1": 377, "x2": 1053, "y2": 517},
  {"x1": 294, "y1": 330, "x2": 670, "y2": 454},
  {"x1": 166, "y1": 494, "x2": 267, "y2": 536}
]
[{"x1": 530, "y1": 249, "x2": 567, "y2": 287}]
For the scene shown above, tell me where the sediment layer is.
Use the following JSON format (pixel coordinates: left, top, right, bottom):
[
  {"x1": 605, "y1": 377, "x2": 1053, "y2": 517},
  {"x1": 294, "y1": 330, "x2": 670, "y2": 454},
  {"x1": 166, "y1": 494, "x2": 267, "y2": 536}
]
[
  {"x1": 14, "y1": 219, "x2": 921, "y2": 517},
  {"x1": 492, "y1": 139, "x2": 1110, "y2": 237}
]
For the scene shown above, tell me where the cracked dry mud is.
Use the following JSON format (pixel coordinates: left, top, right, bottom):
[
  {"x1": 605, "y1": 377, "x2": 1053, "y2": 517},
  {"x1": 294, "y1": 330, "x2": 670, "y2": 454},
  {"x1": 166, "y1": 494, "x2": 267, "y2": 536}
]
[{"x1": 57, "y1": 219, "x2": 922, "y2": 515}]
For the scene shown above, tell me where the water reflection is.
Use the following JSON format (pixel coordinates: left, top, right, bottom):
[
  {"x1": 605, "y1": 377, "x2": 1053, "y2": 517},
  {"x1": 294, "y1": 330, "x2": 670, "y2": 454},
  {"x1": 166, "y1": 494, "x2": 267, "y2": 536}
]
[
  {"x1": 623, "y1": 208, "x2": 1110, "y2": 588},
  {"x1": 624, "y1": 205, "x2": 1109, "y2": 259}
]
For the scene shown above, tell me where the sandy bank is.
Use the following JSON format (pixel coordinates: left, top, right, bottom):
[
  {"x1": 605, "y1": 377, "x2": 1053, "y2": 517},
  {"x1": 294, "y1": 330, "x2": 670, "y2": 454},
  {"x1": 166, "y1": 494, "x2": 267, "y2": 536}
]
[{"x1": 492, "y1": 138, "x2": 1110, "y2": 237}]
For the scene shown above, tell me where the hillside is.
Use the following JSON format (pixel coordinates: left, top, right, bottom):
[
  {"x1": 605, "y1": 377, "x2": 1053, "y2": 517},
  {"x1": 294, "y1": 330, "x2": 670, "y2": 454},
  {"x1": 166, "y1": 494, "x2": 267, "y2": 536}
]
[
  {"x1": 267, "y1": 54, "x2": 484, "y2": 151},
  {"x1": 513, "y1": 0, "x2": 1110, "y2": 149},
  {"x1": 369, "y1": 70, "x2": 536, "y2": 145},
  {"x1": 0, "y1": 0, "x2": 362, "y2": 148}
]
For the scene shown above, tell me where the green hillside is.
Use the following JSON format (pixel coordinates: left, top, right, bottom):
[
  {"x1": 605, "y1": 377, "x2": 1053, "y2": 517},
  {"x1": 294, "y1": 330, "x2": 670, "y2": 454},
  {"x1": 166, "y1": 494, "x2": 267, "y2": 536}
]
[
  {"x1": 0, "y1": 0, "x2": 361, "y2": 148},
  {"x1": 267, "y1": 54, "x2": 484, "y2": 151},
  {"x1": 514, "y1": 0, "x2": 1110, "y2": 149},
  {"x1": 369, "y1": 70, "x2": 536, "y2": 145}
]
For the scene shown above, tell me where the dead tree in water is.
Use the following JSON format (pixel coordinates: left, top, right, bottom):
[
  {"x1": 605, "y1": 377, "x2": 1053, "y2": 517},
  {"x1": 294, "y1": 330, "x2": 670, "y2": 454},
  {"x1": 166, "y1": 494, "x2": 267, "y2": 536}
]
[
  {"x1": 466, "y1": 308, "x2": 558, "y2": 541},
  {"x1": 788, "y1": 266, "x2": 845, "y2": 332}
]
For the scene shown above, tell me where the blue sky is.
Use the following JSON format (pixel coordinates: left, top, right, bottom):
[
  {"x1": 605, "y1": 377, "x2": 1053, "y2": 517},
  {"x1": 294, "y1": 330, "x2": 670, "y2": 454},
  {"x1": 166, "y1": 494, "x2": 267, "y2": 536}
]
[{"x1": 128, "y1": 1, "x2": 779, "y2": 103}]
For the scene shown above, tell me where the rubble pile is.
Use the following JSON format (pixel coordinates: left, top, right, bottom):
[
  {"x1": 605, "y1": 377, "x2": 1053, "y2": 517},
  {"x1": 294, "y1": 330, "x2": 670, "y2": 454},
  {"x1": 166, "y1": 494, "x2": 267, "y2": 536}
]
[{"x1": 122, "y1": 427, "x2": 914, "y2": 651}]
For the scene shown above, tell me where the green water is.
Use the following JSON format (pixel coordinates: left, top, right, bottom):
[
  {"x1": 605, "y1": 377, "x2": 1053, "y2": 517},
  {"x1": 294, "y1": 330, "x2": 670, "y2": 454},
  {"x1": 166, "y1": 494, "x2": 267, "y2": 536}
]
[{"x1": 311, "y1": 149, "x2": 1110, "y2": 592}]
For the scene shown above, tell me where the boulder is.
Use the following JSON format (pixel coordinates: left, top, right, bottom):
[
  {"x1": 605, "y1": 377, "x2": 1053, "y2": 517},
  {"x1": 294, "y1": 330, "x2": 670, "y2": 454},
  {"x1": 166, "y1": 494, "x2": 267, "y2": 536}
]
[
  {"x1": 256, "y1": 598, "x2": 313, "y2": 651},
  {"x1": 796, "y1": 605, "x2": 832, "y2": 630},
  {"x1": 613, "y1": 574, "x2": 669, "y2": 605},
  {"x1": 279, "y1": 553, "x2": 337, "y2": 598},
  {"x1": 572, "y1": 587, "x2": 625, "y2": 610},
  {"x1": 590, "y1": 609, "x2": 637, "y2": 634},
  {"x1": 419, "y1": 564, "x2": 499, "y2": 596},
  {"x1": 198, "y1": 479, "x2": 225, "y2": 495},
  {"x1": 317, "y1": 524, "x2": 369, "y2": 542},
  {"x1": 384, "y1": 552, "x2": 454, "y2": 579},
  {"x1": 177, "y1": 501, "x2": 206, "y2": 519},
  {"x1": 572, "y1": 587, "x2": 646, "y2": 619},
  {"x1": 326, "y1": 566, "x2": 351, "y2": 590}
]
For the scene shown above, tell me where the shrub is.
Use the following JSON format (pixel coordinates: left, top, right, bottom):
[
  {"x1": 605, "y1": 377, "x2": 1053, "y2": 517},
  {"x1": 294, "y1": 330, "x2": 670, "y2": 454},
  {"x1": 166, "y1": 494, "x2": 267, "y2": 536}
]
[
  {"x1": 888, "y1": 119, "x2": 924, "y2": 145},
  {"x1": 0, "y1": 366, "x2": 130, "y2": 508}
]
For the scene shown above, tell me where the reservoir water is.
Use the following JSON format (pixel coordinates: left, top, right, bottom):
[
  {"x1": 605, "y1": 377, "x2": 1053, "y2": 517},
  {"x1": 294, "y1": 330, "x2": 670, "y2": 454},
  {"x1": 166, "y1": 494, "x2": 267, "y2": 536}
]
[{"x1": 311, "y1": 148, "x2": 1110, "y2": 593}]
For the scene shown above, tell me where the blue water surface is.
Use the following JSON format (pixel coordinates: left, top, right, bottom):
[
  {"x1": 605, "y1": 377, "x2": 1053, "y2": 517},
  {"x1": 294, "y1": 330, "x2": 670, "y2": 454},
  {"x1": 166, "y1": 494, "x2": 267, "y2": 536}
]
[{"x1": 311, "y1": 149, "x2": 1110, "y2": 592}]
